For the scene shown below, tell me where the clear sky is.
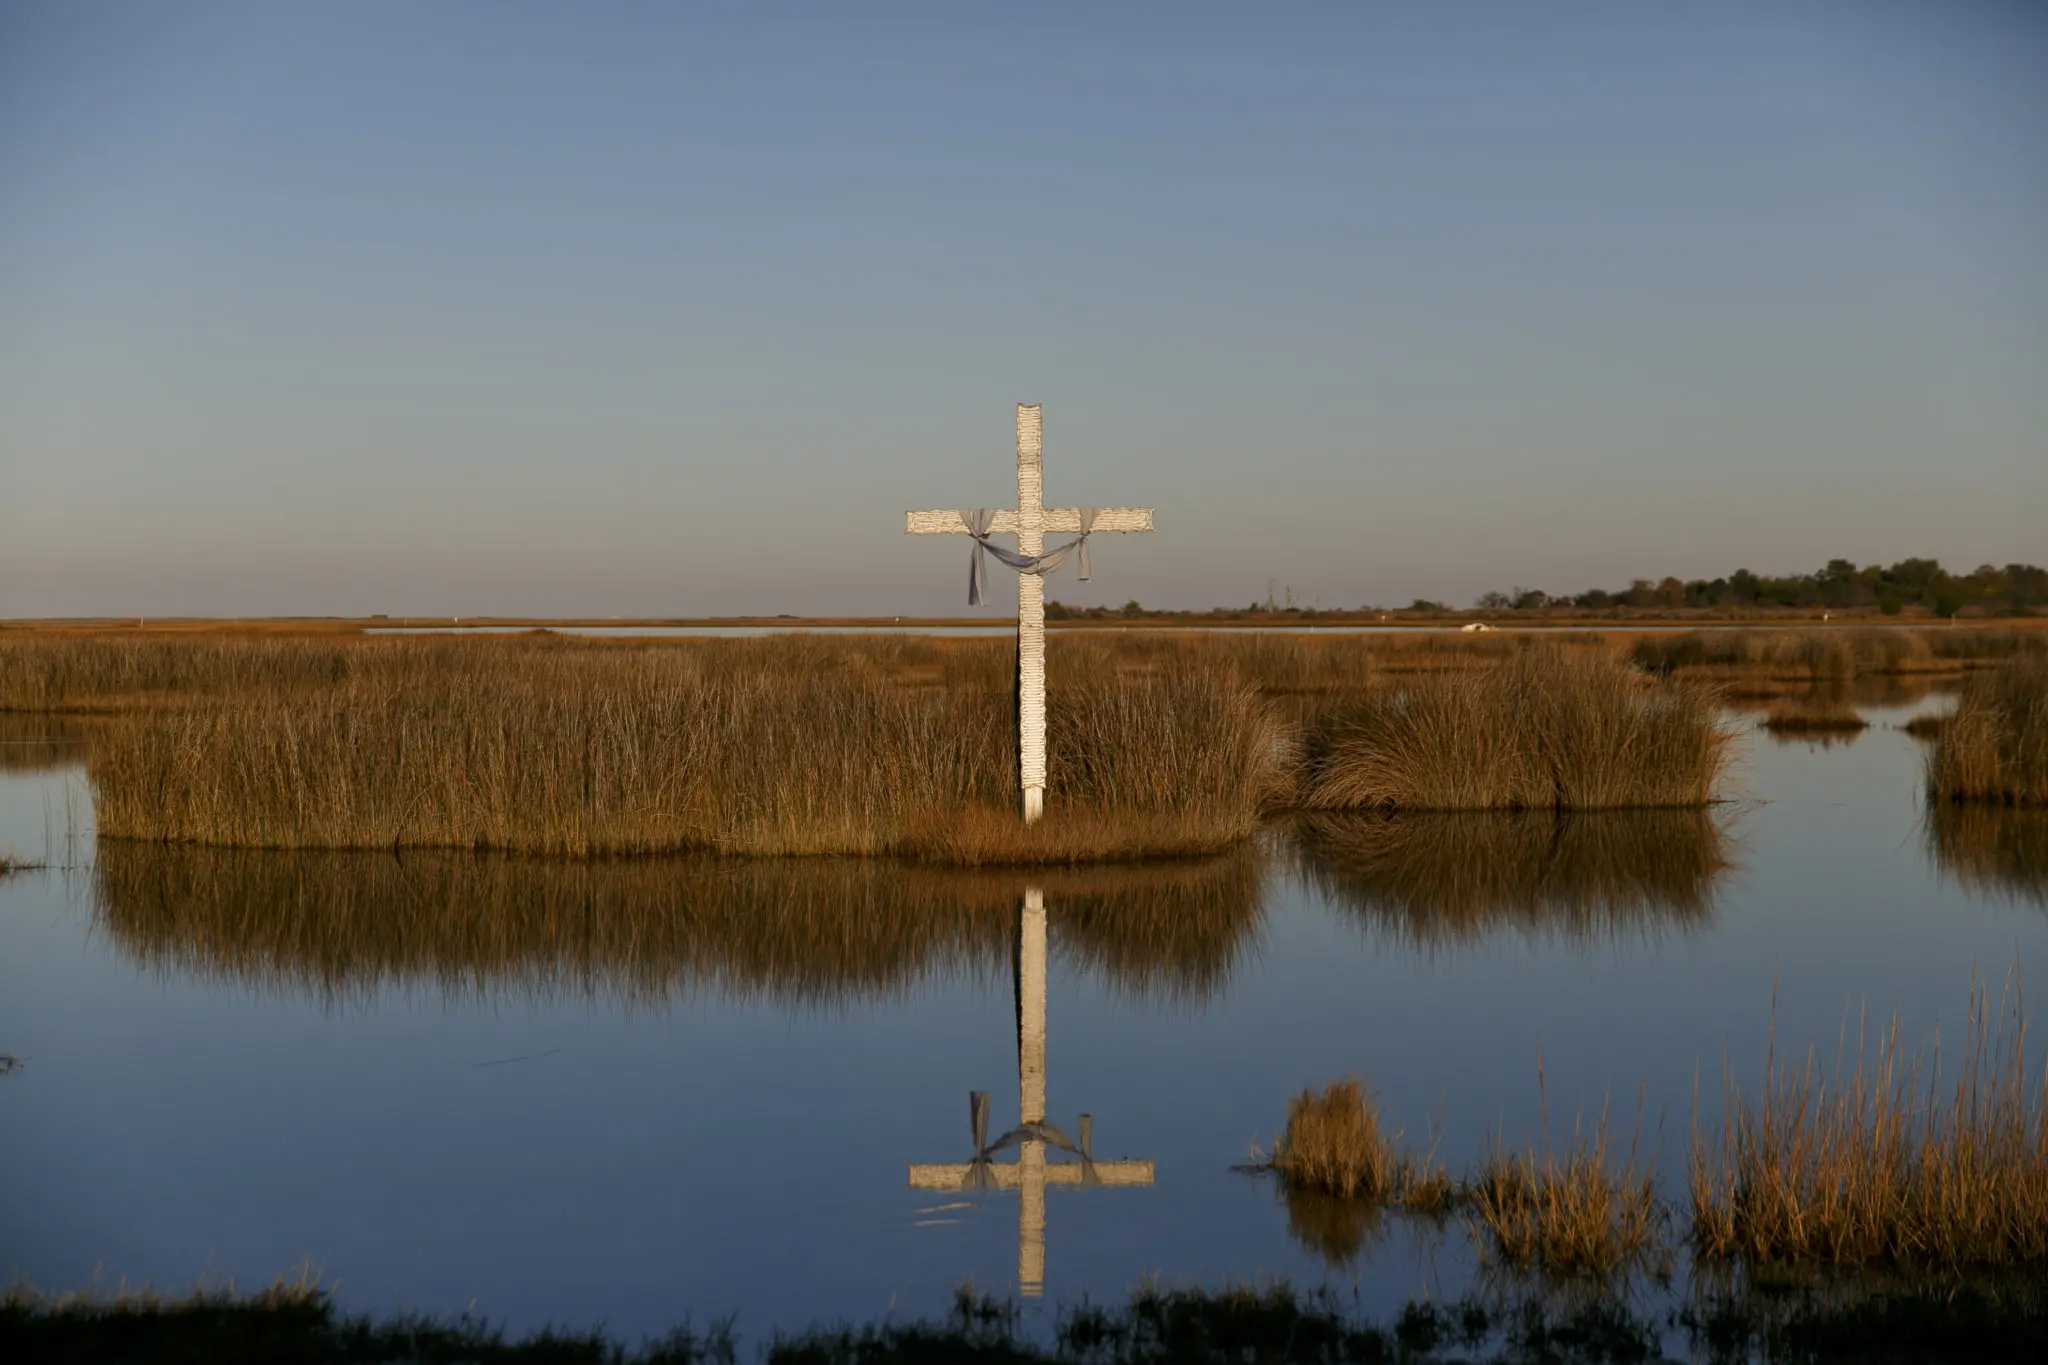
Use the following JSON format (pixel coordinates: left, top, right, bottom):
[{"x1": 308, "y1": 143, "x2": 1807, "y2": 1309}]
[{"x1": 3, "y1": 1, "x2": 2043, "y2": 617}]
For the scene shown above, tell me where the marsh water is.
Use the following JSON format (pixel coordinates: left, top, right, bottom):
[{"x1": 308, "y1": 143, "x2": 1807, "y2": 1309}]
[{"x1": 3, "y1": 689, "x2": 2046, "y2": 1339}]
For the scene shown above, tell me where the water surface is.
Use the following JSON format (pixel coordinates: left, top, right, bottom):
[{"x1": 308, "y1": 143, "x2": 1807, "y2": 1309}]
[{"x1": 3, "y1": 698, "x2": 2044, "y2": 1336}]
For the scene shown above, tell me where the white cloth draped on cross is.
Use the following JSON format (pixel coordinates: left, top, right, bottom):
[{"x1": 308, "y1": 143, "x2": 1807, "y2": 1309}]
[{"x1": 963, "y1": 507, "x2": 1095, "y2": 606}]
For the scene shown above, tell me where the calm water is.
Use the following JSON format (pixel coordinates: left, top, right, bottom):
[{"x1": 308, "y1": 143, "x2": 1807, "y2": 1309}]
[{"x1": 3, "y1": 696, "x2": 2045, "y2": 1337}]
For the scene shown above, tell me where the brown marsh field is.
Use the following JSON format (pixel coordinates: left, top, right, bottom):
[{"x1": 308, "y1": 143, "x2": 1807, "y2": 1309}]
[
  {"x1": 6, "y1": 627, "x2": 2048, "y2": 1348},
  {"x1": 0, "y1": 626, "x2": 2036, "y2": 859}
]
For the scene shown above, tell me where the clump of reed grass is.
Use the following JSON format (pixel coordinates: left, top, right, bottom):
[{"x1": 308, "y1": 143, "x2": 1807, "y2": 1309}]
[
  {"x1": 1903, "y1": 714, "x2": 1949, "y2": 741},
  {"x1": 1297, "y1": 646, "x2": 1730, "y2": 811},
  {"x1": 1690, "y1": 981, "x2": 2048, "y2": 1275},
  {"x1": 1293, "y1": 810, "x2": 1730, "y2": 947},
  {"x1": 1259, "y1": 1079, "x2": 1449, "y2": 1205},
  {"x1": 1761, "y1": 698, "x2": 1869, "y2": 734},
  {"x1": 1467, "y1": 1084, "x2": 1665, "y2": 1280},
  {"x1": 1632, "y1": 629, "x2": 1962, "y2": 680},
  {"x1": 87, "y1": 641, "x2": 1282, "y2": 861},
  {"x1": 1928, "y1": 629, "x2": 2048, "y2": 663},
  {"x1": 1927, "y1": 658, "x2": 2048, "y2": 806}
]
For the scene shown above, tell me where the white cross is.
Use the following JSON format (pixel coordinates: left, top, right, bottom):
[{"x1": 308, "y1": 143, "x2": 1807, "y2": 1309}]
[
  {"x1": 908, "y1": 888, "x2": 1153, "y2": 1298},
  {"x1": 906, "y1": 404, "x2": 1155, "y2": 823}
]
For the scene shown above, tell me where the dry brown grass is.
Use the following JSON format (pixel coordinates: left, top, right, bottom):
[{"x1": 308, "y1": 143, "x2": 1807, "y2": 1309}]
[
  {"x1": 1690, "y1": 980, "x2": 2048, "y2": 1275},
  {"x1": 1903, "y1": 714, "x2": 1949, "y2": 741},
  {"x1": 1631, "y1": 629, "x2": 1971, "y2": 680},
  {"x1": 1258, "y1": 1079, "x2": 1452, "y2": 1208},
  {"x1": 91, "y1": 840, "x2": 1267, "y2": 1006},
  {"x1": 18, "y1": 633, "x2": 1736, "y2": 860},
  {"x1": 1296, "y1": 646, "x2": 1731, "y2": 810},
  {"x1": 1928, "y1": 658, "x2": 2048, "y2": 806},
  {"x1": 1761, "y1": 699, "x2": 1870, "y2": 734},
  {"x1": 1294, "y1": 809, "x2": 1730, "y2": 947},
  {"x1": 85, "y1": 640, "x2": 1281, "y2": 861}
]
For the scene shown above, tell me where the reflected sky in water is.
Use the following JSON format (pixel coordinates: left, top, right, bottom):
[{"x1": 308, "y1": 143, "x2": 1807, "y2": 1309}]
[{"x1": 2, "y1": 701, "x2": 2045, "y2": 1336}]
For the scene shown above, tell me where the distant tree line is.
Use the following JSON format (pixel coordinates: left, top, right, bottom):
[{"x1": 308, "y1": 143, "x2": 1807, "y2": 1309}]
[
  {"x1": 1469, "y1": 559, "x2": 2047, "y2": 618},
  {"x1": 1043, "y1": 559, "x2": 2046, "y2": 623}
]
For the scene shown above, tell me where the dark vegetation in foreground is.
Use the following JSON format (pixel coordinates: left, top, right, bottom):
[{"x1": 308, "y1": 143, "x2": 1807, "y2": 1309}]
[{"x1": 9, "y1": 1277, "x2": 2048, "y2": 1365}]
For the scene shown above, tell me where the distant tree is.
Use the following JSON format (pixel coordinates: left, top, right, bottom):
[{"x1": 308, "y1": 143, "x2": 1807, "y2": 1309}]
[
  {"x1": 1512, "y1": 587, "x2": 1548, "y2": 610},
  {"x1": 1408, "y1": 598, "x2": 1447, "y2": 613},
  {"x1": 1120, "y1": 600, "x2": 1144, "y2": 617},
  {"x1": 2009, "y1": 564, "x2": 2048, "y2": 609},
  {"x1": 1476, "y1": 591, "x2": 1512, "y2": 611}
]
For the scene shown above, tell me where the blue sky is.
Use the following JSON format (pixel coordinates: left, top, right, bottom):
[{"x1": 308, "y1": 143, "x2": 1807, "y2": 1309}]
[{"x1": 3, "y1": 1, "x2": 2043, "y2": 616}]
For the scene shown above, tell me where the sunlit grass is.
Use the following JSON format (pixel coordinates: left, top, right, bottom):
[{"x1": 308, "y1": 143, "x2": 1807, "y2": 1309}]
[
  {"x1": 1928, "y1": 658, "x2": 2048, "y2": 806},
  {"x1": 1690, "y1": 979, "x2": 2048, "y2": 1275}
]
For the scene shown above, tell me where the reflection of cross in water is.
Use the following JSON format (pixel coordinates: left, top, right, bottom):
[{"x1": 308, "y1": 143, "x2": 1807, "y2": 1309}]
[{"x1": 908, "y1": 887, "x2": 1154, "y2": 1298}]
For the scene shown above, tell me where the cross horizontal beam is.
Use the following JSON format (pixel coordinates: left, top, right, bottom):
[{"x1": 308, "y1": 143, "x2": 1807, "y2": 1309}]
[
  {"x1": 908, "y1": 1160, "x2": 1155, "y2": 1189},
  {"x1": 904, "y1": 508, "x2": 1155, "y2": 536}
]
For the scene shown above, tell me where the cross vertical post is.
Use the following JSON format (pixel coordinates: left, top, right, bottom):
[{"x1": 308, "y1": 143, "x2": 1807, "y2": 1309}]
[
  {"x1": 904, "y1": 404, "x2": 1154, "y2": 824},
  {"x1": 1015, "y1": 407, "x2": 1047, "y2": 823}
]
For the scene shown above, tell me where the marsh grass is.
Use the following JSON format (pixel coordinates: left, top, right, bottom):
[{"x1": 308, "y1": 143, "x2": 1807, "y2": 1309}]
[
  {"x1": 1257, "y1": 1073, "x2": 1666, "y2": 1282},
  {"x1": 1296, "y1": 646, "x2": 1730, "y2": 811},
  {"x1": 1631, "y1": 630, "x2": 1962, "y2": 680},
  {"x1": 1256, "y1": 1078, "x2": 1451, "y2": 1205},
  {"x1": 1294, "y1": 809, "x2": 1730, "y2": 947},
  {"x1": 1903, "y1": 714, "x2": 1949, "y2": 741},
  {"x1": 1690, "y1": 980, "x2": 2048, "y2": 1276},
  {"x1": 12, "y1": 1275, "x2": 2048, "y2": 1365},
  {"x1": 86, "y1": 641, "x2": 1280, "y2": 860},
  {"x1": 1927, "y1": 658, "x2": 2048, "y2": 806},
  {"x1": 1467, "y1": 1078, "x2": 1666, "y2": 1281},
  {"x1": 1926, "y1": 805, "x2": 2048, "y2": 907},
  {"x1": 46, "y1": 633, "x2": 1733, "y2": 859},
  {"x1": 91, "y1": 840, "x2": 1267, "y2": 1007},
  {"x1": 1761, "y1": 699, "x2": 1870, "y2": 734}
]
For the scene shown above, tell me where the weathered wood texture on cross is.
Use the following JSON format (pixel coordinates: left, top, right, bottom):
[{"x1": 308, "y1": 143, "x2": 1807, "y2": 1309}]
[
  {"x1": 908, "y1": 889, "x2": 1153, "y2": 1299},
  {"x1": 905, "y1": 404, "x2": 1154, "y2": 822}
]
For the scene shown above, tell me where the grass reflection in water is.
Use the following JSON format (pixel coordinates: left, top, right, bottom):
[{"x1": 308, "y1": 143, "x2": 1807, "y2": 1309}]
[
  {"x1": 1927, "y1": 804, "x2": 2048, "y2": 908},
  {"x1": 1293, "y1": 809, "x2": 1733, "y2": 948},
  {"x1": 89, "y1": 842, "x2": 1270, "y2": 1008}
]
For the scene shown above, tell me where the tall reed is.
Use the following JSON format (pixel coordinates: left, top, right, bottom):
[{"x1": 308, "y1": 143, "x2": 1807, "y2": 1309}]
[
  {"x1": 1297, "y1": 647, "x2": 1730, "y2": 810},
  {"x1": 1260, "y1": 1079, "x2": 1448, "y2": 1203},
  {"x1": 1690, "y1": 981, "x2": 2048, "y2": 1274},
  {"x1": 1927, "y1": 658, "x2": 2048, "y2": 806},
  {"x1": 88, "y1": 641, "x2": 1281, "y2": 860},
  {"x1": 1631, "y1": 629, "x2": 1969, "y2": 679}
]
